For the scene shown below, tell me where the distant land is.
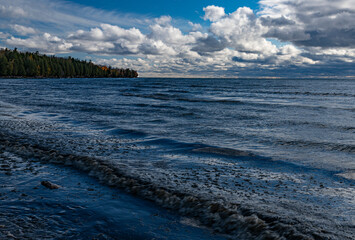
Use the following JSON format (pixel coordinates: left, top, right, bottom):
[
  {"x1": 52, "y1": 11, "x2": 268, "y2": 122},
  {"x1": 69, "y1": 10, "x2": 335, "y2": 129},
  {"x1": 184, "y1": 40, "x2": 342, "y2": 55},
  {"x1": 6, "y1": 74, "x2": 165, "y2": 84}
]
[{"x1": 0, "y1": 48, "x2": 138, "y2": 78}]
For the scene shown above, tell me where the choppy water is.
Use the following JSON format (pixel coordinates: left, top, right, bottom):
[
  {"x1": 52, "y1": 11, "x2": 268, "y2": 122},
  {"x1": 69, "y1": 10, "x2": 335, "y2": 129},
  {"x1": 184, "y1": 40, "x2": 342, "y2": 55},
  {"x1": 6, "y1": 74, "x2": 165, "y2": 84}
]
[{"x1": 0, "y1": 78, "x2": 354, "y2": 239}]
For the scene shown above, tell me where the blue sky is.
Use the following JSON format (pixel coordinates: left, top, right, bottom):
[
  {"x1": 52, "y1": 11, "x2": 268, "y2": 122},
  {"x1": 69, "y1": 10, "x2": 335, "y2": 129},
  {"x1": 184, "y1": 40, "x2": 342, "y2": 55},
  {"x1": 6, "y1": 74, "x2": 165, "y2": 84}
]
[
  {"x1": 70, "y1": 0, "x2": 260, "y2": 21},
  {"x1": 0, "y1": 0, "x2": 354, "y2": 77}
]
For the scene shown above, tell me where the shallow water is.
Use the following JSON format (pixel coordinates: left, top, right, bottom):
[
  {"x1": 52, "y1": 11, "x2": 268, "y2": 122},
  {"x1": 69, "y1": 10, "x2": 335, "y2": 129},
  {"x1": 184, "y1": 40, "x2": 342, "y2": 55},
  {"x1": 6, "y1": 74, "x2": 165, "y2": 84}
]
[
  {"x1": 0, "y1": 151, "x2": 225, "y2": 240},
  {"x1": 0, "y1": 78, "x2": 354, "y2": 239}
]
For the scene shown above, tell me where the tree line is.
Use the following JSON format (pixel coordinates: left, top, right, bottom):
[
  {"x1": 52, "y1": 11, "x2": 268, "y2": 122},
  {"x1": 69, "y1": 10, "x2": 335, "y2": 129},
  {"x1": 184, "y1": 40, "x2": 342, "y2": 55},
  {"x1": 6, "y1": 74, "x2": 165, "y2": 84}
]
[{"x1": 0, "y1": 48, "x2": 138, "y2": 78}]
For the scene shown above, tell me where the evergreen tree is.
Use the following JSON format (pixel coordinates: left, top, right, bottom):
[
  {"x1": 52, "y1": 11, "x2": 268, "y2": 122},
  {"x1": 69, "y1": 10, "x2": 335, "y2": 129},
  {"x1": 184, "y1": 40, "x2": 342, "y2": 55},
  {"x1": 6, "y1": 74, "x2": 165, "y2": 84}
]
[
  {"x1": 17, "y1": 59, "x2": 26, "y2": 76},
  {"x1": 0, "y1": 48, "x2": 138, "y2": 78},
  {"x1": 0, "y1": 54, "x2": 8, "y2": 76}
]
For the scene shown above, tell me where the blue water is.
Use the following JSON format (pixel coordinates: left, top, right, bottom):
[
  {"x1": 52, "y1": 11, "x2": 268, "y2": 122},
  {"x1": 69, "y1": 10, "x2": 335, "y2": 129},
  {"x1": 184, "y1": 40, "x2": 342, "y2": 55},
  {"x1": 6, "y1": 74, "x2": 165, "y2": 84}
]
[{"x1": 0, "y1": 78, "x2": 354, "y2": 239}]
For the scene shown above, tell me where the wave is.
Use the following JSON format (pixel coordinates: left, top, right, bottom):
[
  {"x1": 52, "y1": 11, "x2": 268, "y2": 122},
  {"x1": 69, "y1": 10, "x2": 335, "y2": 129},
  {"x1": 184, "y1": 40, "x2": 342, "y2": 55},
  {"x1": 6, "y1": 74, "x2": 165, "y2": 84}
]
[
  {"x1": 270, "y1": 120, "x2": 355, "y2": 133},
  {"x1": 228, "y1": 132, "x2": 355, "y2": 155},
  {"x1": 274, "y1": 139, "x2": 355, "y2": 154},
  {"x1": 121, "y1": 93, "x2": 355, "y2": 112},
  {"x1": 0, "y1": 133, "x2": 335, "y2": 240},
  {"x1": 157, "y1": 127, "x2": 355, "y2": 157},
  {"x1": 107, "y1": 128, "x2": 147, "y2": 138},
  {"x1": 142, "y1": 139, "x2": 255, "y2": 159},
  {"x1": 252, "y1": 90, "x2": 355, "y2": 98},
  {"x1": 166, "y1": 89, "x2": 190, "y2": 93},
  {"x1": 0, "y1": 101, "x2": 17, "y2": 109},
  {"x1": 121, "y1": 93, "x2": 243, "y2": 104},
  {"x1": 134, "y1": 103, "x2": 188, "y2": 111},
  {"x1": 193, "y1": 147, "x2": 254, "y2": 157}
]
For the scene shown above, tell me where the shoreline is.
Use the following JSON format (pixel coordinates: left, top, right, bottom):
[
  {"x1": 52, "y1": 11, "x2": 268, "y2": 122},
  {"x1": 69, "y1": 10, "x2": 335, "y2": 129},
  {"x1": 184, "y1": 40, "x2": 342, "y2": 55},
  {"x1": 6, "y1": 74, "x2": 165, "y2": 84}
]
[
  {"x1": 2, "y1": 131, "x2": 353, "y2": 240},
  {"x1": 0, "y1": 134, "x2": 278, "y2": 239},
  {"x1": 0, "y1": 147, "x2": 225, "y2": 240}
]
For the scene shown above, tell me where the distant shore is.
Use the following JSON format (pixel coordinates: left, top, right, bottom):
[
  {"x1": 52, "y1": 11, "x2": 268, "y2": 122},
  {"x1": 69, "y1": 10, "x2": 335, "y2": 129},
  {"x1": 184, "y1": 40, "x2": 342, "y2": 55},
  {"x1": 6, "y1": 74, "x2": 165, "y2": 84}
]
[
  {"x1": 0, "y1": 76, "x2": 137, "y2": 79},
  {"x1": 0, "y1": 48, "x2": 138, "y2": 78}
]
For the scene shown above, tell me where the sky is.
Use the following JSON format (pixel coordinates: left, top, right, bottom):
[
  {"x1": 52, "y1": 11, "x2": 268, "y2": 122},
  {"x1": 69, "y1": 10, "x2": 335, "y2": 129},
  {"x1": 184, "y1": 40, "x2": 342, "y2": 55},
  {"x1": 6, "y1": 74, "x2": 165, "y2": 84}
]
[{"x1": 0, "y1": 0, "x2": 354, "y2": 77}]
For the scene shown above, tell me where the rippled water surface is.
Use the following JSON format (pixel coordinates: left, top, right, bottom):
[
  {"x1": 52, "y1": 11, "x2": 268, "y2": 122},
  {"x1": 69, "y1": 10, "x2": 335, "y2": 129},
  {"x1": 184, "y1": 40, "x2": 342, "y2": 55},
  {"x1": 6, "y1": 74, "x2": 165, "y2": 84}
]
[{"x1": 0, "y1": 78, "x2": 354, "y2": 239}]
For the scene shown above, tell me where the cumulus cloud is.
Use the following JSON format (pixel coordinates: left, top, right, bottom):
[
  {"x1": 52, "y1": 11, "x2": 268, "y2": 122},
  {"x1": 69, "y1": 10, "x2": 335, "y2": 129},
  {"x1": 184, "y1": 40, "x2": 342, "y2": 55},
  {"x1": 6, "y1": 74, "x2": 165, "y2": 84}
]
[
  {"x1": 188, "y1": 22, "x2": 202, "y2": 31},
  {"x1": 154, "y1": 15, "x2": 172, "y2": 26},
  {"x1": 0, "y1": 0, "x2": 354, "y2": 77},
  {"x1": 260, "y1": 16, "x2": 295, "y2": 26},
  {"x1": 191, "y1": 35, "x2": 226, "y2": 54},
  {"x1": 67, "y1": 23, "x2": 178, "y2": 55},
  {"x1": 208, "y1": 7, "x2": 277, "y2": 54},
  {"x1": 5, "y1": 33, "x2": 72, "y2": 54},
  {"x1": 65, "y1": 17, "x2": 207, "y2": 58},
  {"x1": 11, "y1": 24, "x2": 37, "y2": 35},
  {"x1": 259, "y1": 0, "x2": 355, "y2": 48},
  {"x1": 203, "y1": 5, "x2": 226, "y2": 22}
]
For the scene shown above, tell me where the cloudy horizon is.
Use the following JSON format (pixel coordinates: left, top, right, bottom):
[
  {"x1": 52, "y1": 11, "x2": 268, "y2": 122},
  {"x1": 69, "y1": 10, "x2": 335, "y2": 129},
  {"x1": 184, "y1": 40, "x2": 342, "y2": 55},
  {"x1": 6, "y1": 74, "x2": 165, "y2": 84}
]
[{"x1": 0, "y1": 0, "x2": 354, "y2": 77}]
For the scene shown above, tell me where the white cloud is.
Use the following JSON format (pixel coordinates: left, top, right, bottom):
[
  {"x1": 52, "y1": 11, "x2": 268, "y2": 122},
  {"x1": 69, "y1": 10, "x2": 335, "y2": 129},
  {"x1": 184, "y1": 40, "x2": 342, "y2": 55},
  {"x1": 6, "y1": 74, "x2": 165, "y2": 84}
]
[
  {"x1": 5, "y1": 33, "x2": 72, "y2": 54},
  {"x1": 203, "y1": 5, "x2": 226, "y2": 22},
  {"x1": 259, "y1": 0, "x2": 355, "y2": 47},
  {"x1": 67, "y1": 20, "x2": 204, "y2": 57},
  {"x1": 208, "y1": 7, "x2": 277, "y2": 54},
  {"x1": 0, "y1": 0, "x2": 353, "y2": 77},
  {"x1": 0, "y1": 0, "x2": 151, "y2": 33},
  {"x1": 149, "y1": 21, "x2": 196, "y2": 45},
  {"x1": 0, "y1": 32, "x2": 10, "y2": 39},
  {"x1": 154, "y1": 16, "x2": 172, "y2": 26},
  {"x1": 0, "y1": 5, "x2": 26, "y2": 18},
  {"x1": 68, "y1": 23, "x2": 175, "y2": 55},
  {"x1": 188, "y1": 22, "x2": 202, "y2": 31},
  {"x1": 11, "y1": 24, "x2": 37, "y2": 35},
  {"x1": 277, "y1": 45, "x2": 317, "y2": 65}
]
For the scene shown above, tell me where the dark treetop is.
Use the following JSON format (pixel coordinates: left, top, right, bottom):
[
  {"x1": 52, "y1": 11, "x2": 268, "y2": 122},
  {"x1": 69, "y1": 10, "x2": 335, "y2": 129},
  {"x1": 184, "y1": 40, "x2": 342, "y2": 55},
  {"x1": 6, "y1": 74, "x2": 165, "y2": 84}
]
[{"x1": 0, "y1": 48, "x2": 138, "y2": 78}]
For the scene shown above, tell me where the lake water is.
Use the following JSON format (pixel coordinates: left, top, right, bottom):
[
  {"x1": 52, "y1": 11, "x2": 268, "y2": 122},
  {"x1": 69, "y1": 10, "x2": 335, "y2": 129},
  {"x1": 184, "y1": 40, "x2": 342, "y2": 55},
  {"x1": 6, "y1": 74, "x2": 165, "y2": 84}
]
[{"x1": 0, "y1": 78, "x2": 354, "y2": 239}]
